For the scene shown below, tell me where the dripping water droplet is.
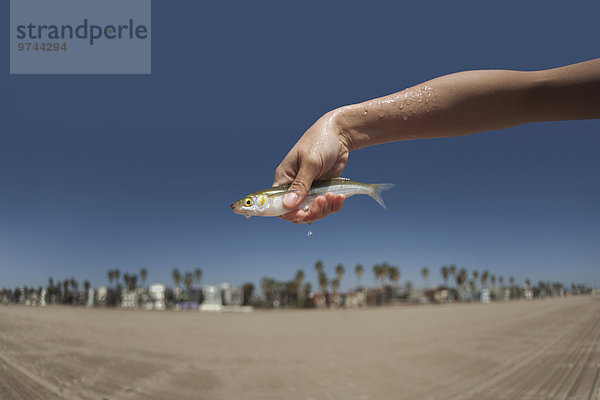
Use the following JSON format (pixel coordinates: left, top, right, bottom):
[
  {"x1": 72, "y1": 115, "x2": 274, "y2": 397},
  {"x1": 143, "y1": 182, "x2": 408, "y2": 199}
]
[
  {"x1": 245, "y1": 215, "x2": 251, "y2": 219},
  {"x1": 307, "y1": 230, "x2": 313, "y2": 237}
]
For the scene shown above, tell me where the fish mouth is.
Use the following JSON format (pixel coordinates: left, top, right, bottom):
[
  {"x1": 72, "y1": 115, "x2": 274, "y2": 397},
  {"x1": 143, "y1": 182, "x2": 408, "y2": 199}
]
[{"x1": 230, "y1": 203, "x2": 236, "y2": 209}]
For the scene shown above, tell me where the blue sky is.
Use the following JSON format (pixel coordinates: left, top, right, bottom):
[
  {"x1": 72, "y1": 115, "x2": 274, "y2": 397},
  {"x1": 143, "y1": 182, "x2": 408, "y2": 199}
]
[{"x1": 1, "y1": 1, "x2": 599, "y2": 292}]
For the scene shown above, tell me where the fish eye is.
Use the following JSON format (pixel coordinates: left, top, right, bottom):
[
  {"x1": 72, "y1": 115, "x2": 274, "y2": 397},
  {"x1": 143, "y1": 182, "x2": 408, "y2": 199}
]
[{"x1": 244, "y1": 198, "x2": 253, "y2": 207}]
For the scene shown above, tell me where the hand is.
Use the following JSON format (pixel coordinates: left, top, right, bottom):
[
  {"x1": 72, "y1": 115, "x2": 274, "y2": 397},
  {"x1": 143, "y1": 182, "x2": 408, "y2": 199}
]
[{"x1": 273, "y1": 110, "x2": 351, "y2": 224}]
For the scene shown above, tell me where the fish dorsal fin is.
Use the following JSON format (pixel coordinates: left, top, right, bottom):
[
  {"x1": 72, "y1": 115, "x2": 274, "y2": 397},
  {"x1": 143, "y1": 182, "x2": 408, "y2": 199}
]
[{"x1": 337, "y1": 177, "x2": 351, "y2": 181}]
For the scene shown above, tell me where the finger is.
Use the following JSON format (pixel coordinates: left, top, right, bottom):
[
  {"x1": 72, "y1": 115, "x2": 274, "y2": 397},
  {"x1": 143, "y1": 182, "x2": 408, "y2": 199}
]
[
  {"x1": 273, "y1": 163, "x2": 294, "y2": 187},
  {"x1": 284, "y1": 160, "x2": 319, "y2": 209},
  {"x1": 331, "y1": 194, "x2": 345, "y2": 213},
  {"x1": 279, "y1": 193, "x2": 341, "y2": 224},
  {"x1": 306, "y1": 193, "x2": 341, "y2": 223},
  {"x1": 303, "y1": 196, "x2": 327, "y2": 223}
]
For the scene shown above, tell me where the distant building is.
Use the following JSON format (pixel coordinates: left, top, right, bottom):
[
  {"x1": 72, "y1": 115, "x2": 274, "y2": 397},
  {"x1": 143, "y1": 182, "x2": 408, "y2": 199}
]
[
  {"x1": 220, "y1": 283, "x2": 243, "y2": 306},
  {"x1": 86, "y1": 288, "x2": 94, "y2": 307},
  {"x1": 480, "y1": 288, "x2": 490, "y2": 303},
  {"x1": 149, "y1": 284, "x2": 166, "y2": 310},
  {"x1": 344, "y1": 291, "x2": 366, "y2": 308},
  {"x1": 182, "y1": 286, "x2": 202, "y2": 310},
  {"x1": 120, "y1": 289, "x2": 138, "y2": 308},
  {"x1": 96, "y1": 286, "x2": 107, "y2": 306},
  {"x1": 201, "y1": 286, "x2": 222, "y2": 311}
]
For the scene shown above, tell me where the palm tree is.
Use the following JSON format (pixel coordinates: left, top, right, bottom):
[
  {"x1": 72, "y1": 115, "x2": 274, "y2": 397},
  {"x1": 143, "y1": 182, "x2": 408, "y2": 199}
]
[
  {"x1": 481, "y1": 270, "x2": 489, "y2": 288},
  {"x1": 295, "y1": 269, "x2": 304, "y2": 288},
  {"x1": 449, "y1": 264, "x2": 457, "y2": 287},
  {"x1": 509, "y1": 276, "x2": 515, "y2": 287},
  {"x1": 490, "y1": 274, "x2": 496, "y2": 287},
  {"x1": 295, "y1": 270, "x2": 305, "y2": 306},
  {"x1": 318, "y1": 273, "x2": 328, "y2": 294},
  {"x1": 261, "y1": 277, "x2": 275, "y2": 305},
  {"x1": 525, "y1": 278, "x2": 531, "y2": 289},
  {"x1": 283, "y1": 281, "x2": 297, "y2": 307},
  {"x1": 107, "y1": 270, "x2": 115, "y2": 287},
  {"x1": 129, "y1": 275, "x2": 138, "y2": 291},
  {"x1": 469, "y1": 280, "x2": 475, "y2": 293},
  {"x1": 456, "y1": 268, "x2": 467, "y2": 296},
  {"x1": 440, "y1": 266, "x2": 449, "y2": 287},
  {"x1": 70, "y1": 278, "x2": 78, "y2": 302},
  {"x1": 373, "y1": 264, "x2": 383, "y2": 285},
  {"x1": 123, "y1": 274, "x2": 130, "y2": 291},
  {"x1": 63, "y1": 279, "x2": 70, "y2": 304},
  {"x1": 172, "y1": 268, "x2": 181, "y2": 288},
  {"x1": 421, "y1": 267, "x2": 429, "y2": 288},
  {"x1": 388, "y1": 266, "x2": 400, "y2": 285},
  {"x1": 184, "y1": 272, "x2": 193, "y2": 291},
  {"x1": 140, "y1": 268, "x2": 148, "y2": 288},
  {"x1": 241, "y1": 282, "x2": 254, "y2": 306},
  {"x1": 354, "y1": 264, "x2": 363, "y2": 288},
  {"x1": 388, "y1": 266, "x2": 400, "y2": 299},
  {"x1": 303, "y1": 282, "x2": 312, "y2": 300},
  {"x1": 194, "y1": 268, "x2": 202, "y2": 285},
  {"x1": 374, "y1": 263, "x2": 389, "y2": 304},
  {"x1": 335, "y1": 264, "x2": 345, "y2": 286},
  {"x1": 315, "y1": 260, "x2": 324, "y2": 290},
  {"x1": 315, "y1": 260, "x2": 324, "y2": 275},
  {"x1": 499, "y1": 275, "x2": 504, "y2": 288},
  {"x1": 331, "y1": 278, "x2": 340, "y2": 295},
  {"x1": 114, "y1": 269, "x2": 121, "y2": 286},
  {"x1": 381, "y1": 262, "x2": 389, "y2": 283},
  {"x1": 318, "y1": 273, "x2": 329, "y2": 307},
  {"x1": 83, "y1": 280, "x2": 90, "y2": 296},
  {"x1": 472, "y1": 270, "x2": 479, "y2": 291}
]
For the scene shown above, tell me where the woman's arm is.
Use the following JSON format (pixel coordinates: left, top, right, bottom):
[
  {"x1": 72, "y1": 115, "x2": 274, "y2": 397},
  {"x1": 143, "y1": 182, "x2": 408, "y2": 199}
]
[
  {"x1": 336, "y1": 59, "x2": 600, "y2": 151},
  {"x1": 274, "y1": 59, "x2": 600, "y2": 224}
]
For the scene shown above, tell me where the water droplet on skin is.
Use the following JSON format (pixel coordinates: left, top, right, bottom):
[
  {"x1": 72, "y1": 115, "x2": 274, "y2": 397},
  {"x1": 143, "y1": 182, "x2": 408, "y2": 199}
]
[
  {"x1": 425, "y1": 98, "x2": 430, "y2": 104},
  {"x1": 398, "y1": 104, "x2": 403, "y2": 109},
  {"x1": 378, "y1": 111, "x2": 384, "y2": 118},
  {"x1": 363, "y1": 109, "x2": 368, "y2": 116},
  {"x1": 403, "y1": 115, "x2": 408, "y2": 120}
]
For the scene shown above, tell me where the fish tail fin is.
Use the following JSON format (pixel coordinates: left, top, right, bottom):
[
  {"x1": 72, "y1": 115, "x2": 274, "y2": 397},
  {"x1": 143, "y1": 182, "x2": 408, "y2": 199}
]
[{"x1": 369, "y1": 183, "x2": 395, "y2": 210}]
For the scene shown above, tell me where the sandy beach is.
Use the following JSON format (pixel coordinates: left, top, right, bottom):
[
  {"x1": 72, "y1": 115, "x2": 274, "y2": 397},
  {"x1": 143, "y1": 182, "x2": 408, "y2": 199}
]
[{"x1": 0, "y1": 296, "x2": 598, "y2": 400}]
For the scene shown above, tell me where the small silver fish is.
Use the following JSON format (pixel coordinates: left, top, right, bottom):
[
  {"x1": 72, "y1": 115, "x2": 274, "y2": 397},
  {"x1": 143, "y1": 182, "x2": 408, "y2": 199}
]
[{"x1": 231, "y1": 178, "x2": 394, "y2": 217}]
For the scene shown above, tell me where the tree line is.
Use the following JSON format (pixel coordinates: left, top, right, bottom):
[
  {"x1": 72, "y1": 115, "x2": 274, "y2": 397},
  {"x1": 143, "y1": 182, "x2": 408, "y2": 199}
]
[{"x1": 1, "y1": 261, "x2": 595, "y2": 307}]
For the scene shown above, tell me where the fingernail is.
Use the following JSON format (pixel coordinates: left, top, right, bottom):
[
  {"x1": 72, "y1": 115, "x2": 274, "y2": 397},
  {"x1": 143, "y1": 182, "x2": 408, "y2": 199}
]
[{"x1": 284, "y1": 192, "x2": 298, "y2": 207}]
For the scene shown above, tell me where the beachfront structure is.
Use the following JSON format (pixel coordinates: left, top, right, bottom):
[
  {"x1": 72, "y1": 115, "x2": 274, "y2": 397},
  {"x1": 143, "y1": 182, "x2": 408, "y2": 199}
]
[
  {"x1": 149, "y1": 284, "x2": 166, "y2": 310},
  {"x1": 220, "y1": 283, "x2": 243, "y2": 306},
  {"x1": 86, "y1": 288, "x2": 94, "y2": 307},
  {"x1": 201, "y1": 286, "x2": 222, "y2": 311},
  {"x1": 182, "y1": 286, "x2": 203, "y2": 309},
  {"x1": 344, "y1": 291, "x2": 366, "y2": 308}
]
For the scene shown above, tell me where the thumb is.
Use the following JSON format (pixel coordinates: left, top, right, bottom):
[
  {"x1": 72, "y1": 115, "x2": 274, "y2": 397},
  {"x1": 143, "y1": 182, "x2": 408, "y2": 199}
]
[{"x1": 284, "y1": 163, "x2": 318, "y2": 209}]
